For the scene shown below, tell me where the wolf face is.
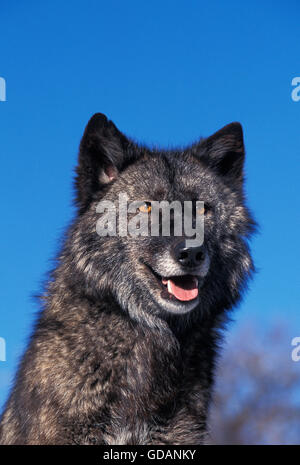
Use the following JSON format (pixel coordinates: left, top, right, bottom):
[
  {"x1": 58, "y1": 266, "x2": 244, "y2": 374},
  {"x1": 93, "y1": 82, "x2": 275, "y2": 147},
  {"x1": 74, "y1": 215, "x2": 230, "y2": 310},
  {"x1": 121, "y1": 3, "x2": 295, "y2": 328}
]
[{"x1": 66, "y1": 113, "x2": 255, "y2": 325}]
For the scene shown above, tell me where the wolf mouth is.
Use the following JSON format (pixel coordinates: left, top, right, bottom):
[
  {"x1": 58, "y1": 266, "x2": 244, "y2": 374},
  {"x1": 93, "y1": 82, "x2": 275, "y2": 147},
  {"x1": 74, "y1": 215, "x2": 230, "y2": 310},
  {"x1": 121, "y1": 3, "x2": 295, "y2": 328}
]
[{"x1": 144, "y1": 263, "x2": 199, "y2": 303}]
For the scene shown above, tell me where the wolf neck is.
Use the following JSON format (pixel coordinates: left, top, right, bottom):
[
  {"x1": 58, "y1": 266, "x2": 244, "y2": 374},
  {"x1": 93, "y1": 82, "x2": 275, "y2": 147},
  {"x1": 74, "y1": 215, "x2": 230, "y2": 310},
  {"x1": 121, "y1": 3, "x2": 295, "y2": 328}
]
[
  {"x1": 1, "y1": 278, "x2": 218, "y2": 445},
  {"x1": 45, "y1": 280, "x2": 218, "y2": 412}
]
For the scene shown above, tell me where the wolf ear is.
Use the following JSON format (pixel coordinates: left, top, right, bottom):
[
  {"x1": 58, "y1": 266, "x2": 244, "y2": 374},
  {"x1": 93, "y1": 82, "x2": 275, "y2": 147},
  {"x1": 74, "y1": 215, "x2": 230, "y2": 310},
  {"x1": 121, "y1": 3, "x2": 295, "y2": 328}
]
[
  {"x1": 198, "y1": 122, "x2": 245, "y2": 187},
  {"x1": 75, "y1": 113, "x2": 129, "y2": 212}
]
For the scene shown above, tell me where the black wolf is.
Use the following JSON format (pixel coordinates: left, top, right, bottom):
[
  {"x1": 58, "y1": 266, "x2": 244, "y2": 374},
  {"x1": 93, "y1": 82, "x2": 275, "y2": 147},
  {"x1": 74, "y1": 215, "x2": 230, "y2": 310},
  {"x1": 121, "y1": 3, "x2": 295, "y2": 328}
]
[{"x1": 0, "y1": 114, "x2": 255, "y2": 444}]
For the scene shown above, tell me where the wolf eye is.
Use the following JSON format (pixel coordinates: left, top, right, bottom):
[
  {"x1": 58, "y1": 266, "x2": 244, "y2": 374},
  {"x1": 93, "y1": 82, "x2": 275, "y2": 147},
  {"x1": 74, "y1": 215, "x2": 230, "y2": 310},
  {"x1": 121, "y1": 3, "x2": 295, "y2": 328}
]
[
  {"x1": 196, "y1": 204, "x2": 211, "y2": 216},
  {"x1": 138, "y1": 202, "x2": 152, "y2": 213}
]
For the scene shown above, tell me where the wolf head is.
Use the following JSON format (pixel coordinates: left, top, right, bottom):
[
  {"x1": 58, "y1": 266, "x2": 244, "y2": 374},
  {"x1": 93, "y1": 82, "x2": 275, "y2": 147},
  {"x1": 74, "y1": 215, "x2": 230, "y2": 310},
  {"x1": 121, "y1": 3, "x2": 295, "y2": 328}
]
[{"x1": 66, "y1": 113, "x2": 255, "y2": 325}]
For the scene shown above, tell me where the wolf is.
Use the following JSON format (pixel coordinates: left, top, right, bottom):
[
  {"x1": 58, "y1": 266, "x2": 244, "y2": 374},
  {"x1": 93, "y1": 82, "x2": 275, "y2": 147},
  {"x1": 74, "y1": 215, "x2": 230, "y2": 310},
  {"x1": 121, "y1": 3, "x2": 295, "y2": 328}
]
[{"x1": 0, "y1": 113, "x2": 255, "y2": 444}]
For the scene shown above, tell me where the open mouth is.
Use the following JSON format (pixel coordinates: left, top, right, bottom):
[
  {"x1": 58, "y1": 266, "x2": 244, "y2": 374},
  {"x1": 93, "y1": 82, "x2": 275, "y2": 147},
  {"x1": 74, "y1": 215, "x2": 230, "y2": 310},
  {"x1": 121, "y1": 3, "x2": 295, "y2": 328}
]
[
  {"x1": 161, "y1": 275, "x2": 199, "y2": 301},
  {"x1": 145, "y1": 264, "x2": 199, "y2": 303}
]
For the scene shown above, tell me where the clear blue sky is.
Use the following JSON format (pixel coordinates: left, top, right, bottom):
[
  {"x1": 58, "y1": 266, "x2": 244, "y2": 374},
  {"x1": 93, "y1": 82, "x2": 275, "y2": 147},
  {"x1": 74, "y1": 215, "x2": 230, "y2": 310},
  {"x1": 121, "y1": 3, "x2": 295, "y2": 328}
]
[{"x1": 0, "y1": 0, "x2": 299, "y2": 410}]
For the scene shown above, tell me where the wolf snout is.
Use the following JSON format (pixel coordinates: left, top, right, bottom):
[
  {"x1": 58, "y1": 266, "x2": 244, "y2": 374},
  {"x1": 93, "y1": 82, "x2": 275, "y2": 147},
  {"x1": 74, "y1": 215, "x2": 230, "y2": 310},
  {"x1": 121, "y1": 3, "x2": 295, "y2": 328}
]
[{"x1": 173, "y1": 241, "x2": 206, "y2": 269}]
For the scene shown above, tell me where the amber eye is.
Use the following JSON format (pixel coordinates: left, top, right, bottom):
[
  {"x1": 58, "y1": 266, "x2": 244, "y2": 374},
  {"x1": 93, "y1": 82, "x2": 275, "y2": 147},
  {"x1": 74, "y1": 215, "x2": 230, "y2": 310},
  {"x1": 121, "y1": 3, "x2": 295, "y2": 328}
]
[
  {"x1": 197, "y1": 206, "x2": 205, "y2": 215},
  {"x1": 196, "y1": 204, "x2": 211, "y2": 216},
  {"x1": 138, "y1": 202, "x2": 152, "y2": 213}
]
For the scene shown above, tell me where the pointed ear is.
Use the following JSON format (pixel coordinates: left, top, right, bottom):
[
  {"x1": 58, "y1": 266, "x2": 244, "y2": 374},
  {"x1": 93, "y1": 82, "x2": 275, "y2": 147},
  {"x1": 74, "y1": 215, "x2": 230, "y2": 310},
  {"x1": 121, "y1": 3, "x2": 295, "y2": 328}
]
[
  {"x1": 198, "y1": 122, "x2": 245, "y2": 187},
  {"x1": 75, "y1": 113, "x2": 129, "y2": 212}
]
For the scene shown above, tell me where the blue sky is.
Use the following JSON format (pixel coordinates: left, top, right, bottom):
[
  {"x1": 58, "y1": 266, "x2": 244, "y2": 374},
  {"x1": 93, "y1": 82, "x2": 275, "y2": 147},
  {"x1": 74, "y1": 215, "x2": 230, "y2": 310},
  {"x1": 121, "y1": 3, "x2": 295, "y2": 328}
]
[{"x1": 0, "y1": 0, "x2": 299, "y2": 410}]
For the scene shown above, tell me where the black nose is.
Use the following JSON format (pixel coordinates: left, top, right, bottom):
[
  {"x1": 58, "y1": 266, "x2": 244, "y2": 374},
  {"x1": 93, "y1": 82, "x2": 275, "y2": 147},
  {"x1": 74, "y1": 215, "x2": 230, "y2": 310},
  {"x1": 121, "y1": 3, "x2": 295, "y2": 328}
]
[{"x1": 174, "y1": 241, "x2": 205, "y2": 268}]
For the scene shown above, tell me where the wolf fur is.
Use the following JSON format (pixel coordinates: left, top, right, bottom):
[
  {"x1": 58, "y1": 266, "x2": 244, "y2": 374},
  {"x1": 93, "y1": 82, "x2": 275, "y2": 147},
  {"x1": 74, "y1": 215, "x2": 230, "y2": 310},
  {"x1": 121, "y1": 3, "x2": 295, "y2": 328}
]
[{"x1": 0, "y1": 114, "x2": 255, "y2": 444}]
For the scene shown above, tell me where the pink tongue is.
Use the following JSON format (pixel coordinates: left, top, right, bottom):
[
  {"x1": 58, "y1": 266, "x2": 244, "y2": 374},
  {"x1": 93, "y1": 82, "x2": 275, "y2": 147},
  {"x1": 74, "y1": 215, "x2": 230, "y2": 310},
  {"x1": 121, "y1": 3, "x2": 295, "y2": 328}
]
[{"x1": 163, "y1": 276, "x2": 199, "y2": 301}]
